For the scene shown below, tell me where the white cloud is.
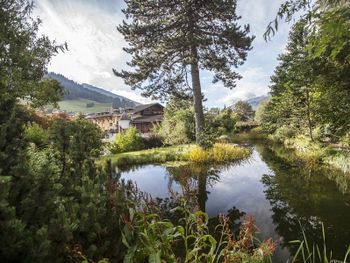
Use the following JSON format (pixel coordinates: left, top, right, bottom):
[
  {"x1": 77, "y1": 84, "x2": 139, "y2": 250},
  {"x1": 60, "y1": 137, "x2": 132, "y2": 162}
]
[
  {"x1": 34, "y1": 0, "x2": 148, "y2": 103},
  {"x1": 33, "y1": 0, "x2": 292, "y2": 107},
  {"x1": 211, "y1": 66, "x2": 270, "y2": 106}
]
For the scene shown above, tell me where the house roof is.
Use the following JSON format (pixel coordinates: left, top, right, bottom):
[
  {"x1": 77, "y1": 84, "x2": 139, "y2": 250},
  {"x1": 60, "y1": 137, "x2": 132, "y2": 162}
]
[
  {"x1": 85, "y1": 112, "x2": 113, "y2": 119},
  {"x1": 131, "y1": 103, "x2": 163, "y2": 114},
  {"x1": 131, "y1": 115, "x2": 163, "y2": 124}
]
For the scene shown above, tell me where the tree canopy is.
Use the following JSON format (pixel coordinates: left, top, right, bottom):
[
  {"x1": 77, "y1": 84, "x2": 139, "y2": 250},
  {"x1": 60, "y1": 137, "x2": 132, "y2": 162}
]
[{"x1": 115, "y1": 0, "x2": 254, "y2": 144}]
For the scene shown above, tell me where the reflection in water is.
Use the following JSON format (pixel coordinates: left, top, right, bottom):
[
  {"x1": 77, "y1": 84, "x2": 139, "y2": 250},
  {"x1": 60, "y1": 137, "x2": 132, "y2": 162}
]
[
  {"x1": 166, "y1": 164, "x2": 221, "y2": 212},
  {"x1": 117, "y1": 143, "x2": 350, "y2": 262},
  {"x1": 257, "y1": 143, "x2": 350, "y2": 259}
]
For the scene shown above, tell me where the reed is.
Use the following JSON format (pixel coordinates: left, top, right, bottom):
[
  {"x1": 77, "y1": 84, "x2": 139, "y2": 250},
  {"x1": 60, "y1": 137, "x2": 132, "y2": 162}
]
[{"x1": 183, "y1": 143, "x2": 251, "y2": 163}]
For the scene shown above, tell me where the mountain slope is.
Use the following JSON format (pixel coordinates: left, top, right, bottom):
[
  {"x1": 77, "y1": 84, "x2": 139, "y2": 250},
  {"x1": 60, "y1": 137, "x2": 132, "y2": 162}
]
[
  {"x1": 47, "y1": 72, "x2": 139, "y2": 109},
  {"x1": 245, "y1": 95, "x2": 269, "y2": 109}
]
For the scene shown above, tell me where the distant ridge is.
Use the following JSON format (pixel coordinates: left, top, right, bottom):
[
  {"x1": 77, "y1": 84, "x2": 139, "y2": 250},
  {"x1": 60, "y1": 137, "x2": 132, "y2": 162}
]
[
  {"x1": 46, "y1": 72, "x2": 139, "y2": 108},
  {"x1": 229, "y1": 95, "x2": 269, "y2": 110},
  {"x1": 245, "y1": 95, "x2": 269, "y2": 109}
]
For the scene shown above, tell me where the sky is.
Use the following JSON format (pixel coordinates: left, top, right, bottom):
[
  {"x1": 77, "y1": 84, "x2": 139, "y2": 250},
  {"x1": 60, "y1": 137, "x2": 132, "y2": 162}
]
[{"x1": 34, "y1": 0, "x2": 293, "y2": 107}]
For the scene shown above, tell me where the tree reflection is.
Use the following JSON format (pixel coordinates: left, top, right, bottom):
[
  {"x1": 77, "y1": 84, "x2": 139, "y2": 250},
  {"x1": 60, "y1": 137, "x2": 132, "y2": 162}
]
[
  {"x1": 257, "y1": 143, "x2": 350, "y2": 259},
  {"x1": 166, "y1": 163, "x2": 220, "y2": 212},
  {"x1": 165, "y1": 163, "x2": 247, "y2": 237}
]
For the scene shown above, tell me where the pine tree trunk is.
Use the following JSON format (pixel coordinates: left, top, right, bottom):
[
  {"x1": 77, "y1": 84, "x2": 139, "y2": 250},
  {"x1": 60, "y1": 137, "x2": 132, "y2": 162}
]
[
  {"x1": 191, "y1": 52, "x2": 205, "y2": 145},
  {"x1": 306, "y1": 88, "x2": 313, "y2": 141},
  {"x1": 188, "y1": 7, "x2": 204, "y2": 145}
]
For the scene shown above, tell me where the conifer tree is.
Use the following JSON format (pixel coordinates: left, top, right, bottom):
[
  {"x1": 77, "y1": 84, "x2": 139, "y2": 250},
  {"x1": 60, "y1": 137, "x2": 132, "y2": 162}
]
[{"x1": 115, "y1": 0, "x2": 254, "y2": 144}]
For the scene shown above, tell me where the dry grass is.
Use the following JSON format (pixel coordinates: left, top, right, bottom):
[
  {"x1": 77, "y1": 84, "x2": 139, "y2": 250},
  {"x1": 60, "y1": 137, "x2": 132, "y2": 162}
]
[{"x1": 183, "y1": 143, "x2": 251, "y2": 163}]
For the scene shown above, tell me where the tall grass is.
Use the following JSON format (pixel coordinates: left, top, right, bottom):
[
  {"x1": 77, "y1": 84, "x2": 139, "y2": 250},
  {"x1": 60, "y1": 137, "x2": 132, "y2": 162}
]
[
  {"x1": 290, "y1": 222, "x2": 350, "y2": 263},
  {"x1": 183, "y1": 143, "x2": 251, "y2": 163},
  {"x1": 102, "y1": 145, "x2": 189, "y2": 167},
  {"x1": 104, "y1": 143, "x2": 251, "y2": 167},
  {"x1": 326, "y1": 152, "x2": 350, "y2": 174}
]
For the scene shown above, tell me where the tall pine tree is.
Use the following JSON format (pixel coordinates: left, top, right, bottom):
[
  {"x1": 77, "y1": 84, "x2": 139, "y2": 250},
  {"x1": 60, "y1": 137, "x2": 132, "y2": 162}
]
[{"x1": 115, "y1": 0, "x2": 254, "y2": 144}]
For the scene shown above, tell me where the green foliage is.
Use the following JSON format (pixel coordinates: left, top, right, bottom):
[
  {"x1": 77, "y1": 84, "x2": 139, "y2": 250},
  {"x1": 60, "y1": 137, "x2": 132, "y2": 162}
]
[
  {"x1": 205, "y1": 108, "x2": 237, "y2": 136},
  {"x1": 121, "y1": 203, "x2": 275, "y2": 263},
  {"x1": 231, "y1": 128, "x2": 267, "y2": 143},
  {"x1": 0, "y1": 0, "x2": 65, "y2": 108},
  {"x1": 254, "y1": 99, "x2": 269, "y2": 125},
  {"x1": 24, "y1": 122, "x2": 49, "y2": 146},
  {"x1": 261, "y1": 14, "x2": 350, "y2": 142},
  {"x1": 49, "y1": 117, "x2": 103, "y2": 176},
  {"x1": 103, "y1": 145, "x2": 188, "y2": 167},
  {"x1": 141, "y1": 134, "x2": 164, "y2": 149},
  {"x1": 269, "y1": 125, "x2": 297, "y2": 143},
  {"x1": 0, "y1": 102, "x2": 28, "y2": 177},
  {"x1": 233, "y1": 101, "x2": 254, "y2": 121},
  {"x1": 112, "y1": 127, "x2": 144, "y2": 153},
  {"x1": 291, "y1": 222, "x2": 350, "y2": 263},
  {"x1": 325, "y1": 151, "x2": 350, "y2": 174},
  {"x1": 116, "y1": 0, "x2": 254, "y2": 143},
  {"x1": 155, "y1": 107, "x2": 195, "y2": 146},
  {"x1": 215, "y1": 108, "x2": 237, "y2": 134}
]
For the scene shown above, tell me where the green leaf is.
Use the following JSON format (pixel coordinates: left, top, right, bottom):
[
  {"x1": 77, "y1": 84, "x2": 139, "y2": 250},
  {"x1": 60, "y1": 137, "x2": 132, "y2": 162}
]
[{"x1": 148, "y1": 251, "x2": 161, "y2": 263}]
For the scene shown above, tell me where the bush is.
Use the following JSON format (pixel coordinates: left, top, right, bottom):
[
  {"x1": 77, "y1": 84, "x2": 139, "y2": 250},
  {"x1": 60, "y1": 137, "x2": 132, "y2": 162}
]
[
  {"x1": 284, "y1": 135, "x2": 326, "y2": 164},
  {"x1": 111, "y1": 127, "x2": 144, "y2": 153},
  {"x1": 24, "y1": 123, "x2": 48, "y2": 146},
  {"x1": 142, "y1": 134, "x2": 164, "y2": 149},
  {"x1": 155, "y1": 109, "x2": 195, "y2": 146},
  {"x1": 269, "y1": 125, "x2": 296, "y2": 142}
]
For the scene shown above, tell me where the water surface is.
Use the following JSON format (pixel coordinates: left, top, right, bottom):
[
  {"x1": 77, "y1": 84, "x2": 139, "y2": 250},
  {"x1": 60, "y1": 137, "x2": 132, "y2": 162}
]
[{"x1": 118, "y1": 143, "x2": 350, "y2": 261}]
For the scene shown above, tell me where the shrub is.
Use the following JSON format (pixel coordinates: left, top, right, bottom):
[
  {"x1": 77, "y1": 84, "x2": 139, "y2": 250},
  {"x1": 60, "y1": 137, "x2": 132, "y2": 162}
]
[
  {"x1": 155, "y1": 109, "x2": 195, "y2": 146},
  {"x1": 24, "y1": 123, "x2": 48, "y2": 146},
  {"x1": 284, "y1": 135, "x2": 326, "y2": 164},
  {"x1": 111, "y1": 127, "x2": 144, "y2": 153},
  {"x1": 269, "y1": 125, "x2": 296, "y2": 142},
  {"x1": 142, "y1": 134, "x2": 164, "y2": 149}
]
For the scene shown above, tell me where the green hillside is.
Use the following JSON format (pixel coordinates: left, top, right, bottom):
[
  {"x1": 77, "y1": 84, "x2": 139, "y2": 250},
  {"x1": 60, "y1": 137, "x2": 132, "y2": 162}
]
[
  {"x1": 58, "y1": 99, "x2": 112, "y2": 113},
  {"x1": 46, "y1": 72, "x2": 139, "y2": 111}
]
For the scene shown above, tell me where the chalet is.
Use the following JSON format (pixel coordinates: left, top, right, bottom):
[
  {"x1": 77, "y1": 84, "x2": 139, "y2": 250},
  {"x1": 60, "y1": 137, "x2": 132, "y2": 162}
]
[
  {"x1": 85, "y1": 111, "x2": 118, "y2": 133},
  {"x1": 86, "y1": 103, "x2": 164, "y2": 134}
]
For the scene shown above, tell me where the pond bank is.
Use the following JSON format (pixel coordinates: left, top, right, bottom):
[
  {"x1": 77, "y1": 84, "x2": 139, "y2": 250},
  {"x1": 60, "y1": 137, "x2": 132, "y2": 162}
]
[
  {"x1": 282, "y1": 135, "x2": 350, "y2": 174},
  {"x1": 101, "y1": 144, "x2": 189, "y2": 167},
  {"x1": 232, "y1": 131, "x2": 350, "y2": 175},
  {"x1": 102, "y1": 143, "x2": 252, "y2": 167}
]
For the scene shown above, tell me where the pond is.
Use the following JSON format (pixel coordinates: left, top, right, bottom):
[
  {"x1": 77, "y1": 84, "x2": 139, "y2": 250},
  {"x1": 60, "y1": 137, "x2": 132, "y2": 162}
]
[{"x1": 117, "y1": 142, "x2": 350, "y2": 262}]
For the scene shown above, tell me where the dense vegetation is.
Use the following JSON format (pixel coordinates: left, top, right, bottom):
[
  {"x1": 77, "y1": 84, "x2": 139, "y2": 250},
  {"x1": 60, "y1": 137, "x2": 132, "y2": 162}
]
[
  {"x1": 257, "y1": 2, "x2": 350, "y2": 173},
  {"x1": 0, "y1": 1, "x2": 271, "y2": 262},
  {"x1": 1, "y1": 0, "x2": 349, "y2": 262}
]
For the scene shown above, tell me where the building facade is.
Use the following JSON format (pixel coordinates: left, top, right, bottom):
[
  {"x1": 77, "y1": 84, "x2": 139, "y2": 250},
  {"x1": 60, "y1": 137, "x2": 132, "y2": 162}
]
[{"x1": 86, "y1": 103, "x2": 164, "y2": 134}]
